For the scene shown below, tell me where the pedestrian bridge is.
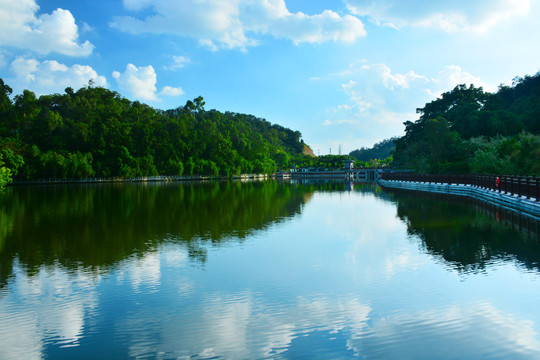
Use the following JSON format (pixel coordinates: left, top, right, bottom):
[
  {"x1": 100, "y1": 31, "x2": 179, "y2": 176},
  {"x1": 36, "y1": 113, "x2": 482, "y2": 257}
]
[{"x1": 279, "y1": 169, "x2": 381, "y2": 182}]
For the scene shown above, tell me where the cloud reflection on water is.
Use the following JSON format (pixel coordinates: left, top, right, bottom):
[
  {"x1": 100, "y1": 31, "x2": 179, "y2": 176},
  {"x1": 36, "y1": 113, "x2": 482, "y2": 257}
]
[
  {"x1": 0, "y1": 263, "x2": 98, "y2": 360},
  {"x1": 1, "y1": 185, "x2": 540, "y2": 359}
]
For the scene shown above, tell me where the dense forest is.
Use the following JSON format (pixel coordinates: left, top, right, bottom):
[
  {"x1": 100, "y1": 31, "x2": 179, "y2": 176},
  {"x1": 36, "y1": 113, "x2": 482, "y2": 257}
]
[
  {"x1": 392, "y1": 72, "x2": 540, "y2": 175},
  {"x1": 2, "y1": 70, "x2": 539, "y2": 188},
  {"x1": 0, "y1": 79, "x2": 309, "y2": 187},
  {"x1": 349, "y1": 137, "x2": 397, "y2": 162}
]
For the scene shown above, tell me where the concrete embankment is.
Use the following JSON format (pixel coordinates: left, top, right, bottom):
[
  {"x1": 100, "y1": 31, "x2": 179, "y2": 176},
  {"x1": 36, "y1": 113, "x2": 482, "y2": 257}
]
[
  {"x1": 9, "y1": 174, "x2": 272, "y2": 185},
  {"x1": 379, "y1": 179, "x2": 540, "y2": 219}
]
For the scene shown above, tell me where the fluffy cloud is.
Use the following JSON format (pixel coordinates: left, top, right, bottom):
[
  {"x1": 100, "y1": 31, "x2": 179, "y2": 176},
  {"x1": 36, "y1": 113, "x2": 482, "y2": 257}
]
[
  {"x1": 112, "y1": 63, "x2": 184, "y2": 102},
  {"x1": 321, "y1": 62, "x2": 490, "y2": 149},
  {"x1": 160, "y1": 85, "x2": 184, "y2": 96},
  {"x1": 111, "y1": 0, "x2": 366, "y2": 51},
  {"x1": 113, "y1": 64, "x2": 158, "y2": 101},
  {"x1": 346, "y1": 0, "x2": 530, "y2": 32},
  {"x1": 0, "y1": 0, "x2": 93, "y2": 56},
  {"x1": 427, "y1": 65, "x2": 493, "y2": 98},
  {"x1": 9, "y1": 57, "x2": 107, "y2": 95},
  {"x1": 361, "y1": 63, "x2": 428, "y2": 90},
  {"x1": 337, "y1": 62, "x2": 489, "y2": 107}
]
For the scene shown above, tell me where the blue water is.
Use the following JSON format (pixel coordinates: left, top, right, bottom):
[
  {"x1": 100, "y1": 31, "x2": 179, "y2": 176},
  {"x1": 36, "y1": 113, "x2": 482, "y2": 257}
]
[{"x1": 0, "y1": 181, "x2": 539, "y2": 359}]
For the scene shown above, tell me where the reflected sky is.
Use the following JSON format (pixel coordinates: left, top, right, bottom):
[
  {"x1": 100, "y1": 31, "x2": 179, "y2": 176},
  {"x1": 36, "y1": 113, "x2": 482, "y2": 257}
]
[{"x1": 1, "y1": 183, "x2": 540, "y2": 359}]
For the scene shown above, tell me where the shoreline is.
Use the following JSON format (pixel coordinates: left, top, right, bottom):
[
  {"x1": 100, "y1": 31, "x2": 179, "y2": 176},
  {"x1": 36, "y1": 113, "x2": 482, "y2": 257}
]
[
  {"x1": 10, "y1": 174, "x2": 540, "y2": 219},
  {"x1": 7, "y1": 173, "x2": 272, "y2": 186},
  {"x1": 379, "y1": 179, "x2": 540, "y2": 219},
  {"x1": 6, "y1": 169, "x2": 378, "y2": 186}
]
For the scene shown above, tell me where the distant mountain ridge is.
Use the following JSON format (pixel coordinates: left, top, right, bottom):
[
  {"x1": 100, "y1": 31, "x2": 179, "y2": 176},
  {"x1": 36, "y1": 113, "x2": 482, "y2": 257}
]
[{"x1": 349, "y1": 137, "x2": 397, "y2": 162}]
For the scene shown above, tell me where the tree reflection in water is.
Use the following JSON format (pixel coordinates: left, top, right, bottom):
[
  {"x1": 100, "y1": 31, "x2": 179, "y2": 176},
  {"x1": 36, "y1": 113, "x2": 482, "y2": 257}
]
[
  {"x1": 385, "y1": 189, "x2": 540, "y2": 274},
  {"x1": 0, "y1": 181, "x2": 350, "y2": 287},
  {"x1": 2, "y1": 181, "x2": 539, "y2": 287}
]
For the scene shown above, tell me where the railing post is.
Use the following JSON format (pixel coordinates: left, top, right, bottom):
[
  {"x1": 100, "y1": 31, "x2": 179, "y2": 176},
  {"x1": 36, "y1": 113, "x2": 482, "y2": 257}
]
[{"x1": 534, "y1": 176, "x2": 538, "y2": 201}]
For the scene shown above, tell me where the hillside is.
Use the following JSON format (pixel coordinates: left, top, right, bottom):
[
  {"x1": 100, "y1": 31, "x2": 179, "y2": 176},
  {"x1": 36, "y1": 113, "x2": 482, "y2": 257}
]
[
  {"x1": 302, "y1": 144, "x2": 316, "y2": 157},
  {"x1": 0, "y1": 80, "x2": 307, "y2": 182},
  {"x1": 349, "y1": 137, "x2": 397, "y2": 162},
  {"x1": 392, "y1": 71, "x2": 540, "y2": 175}
]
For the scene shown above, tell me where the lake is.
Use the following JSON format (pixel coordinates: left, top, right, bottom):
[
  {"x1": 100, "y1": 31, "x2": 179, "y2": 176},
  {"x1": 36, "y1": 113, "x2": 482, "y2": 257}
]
[{"x1": 1, "y1": 180, "x2": 540, "y2": 359}]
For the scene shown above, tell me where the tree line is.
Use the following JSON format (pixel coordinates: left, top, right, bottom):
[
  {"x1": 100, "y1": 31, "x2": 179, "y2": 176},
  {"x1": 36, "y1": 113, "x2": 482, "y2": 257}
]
[
  {"x1": 349, "y1": 137, "x2": 397, "y2": 163},
  {"x1": 0, "y1": 79, "x2": 309, "y2": 188},
  {"x1": 390, "y1": 71, "x2": 540, "y2": 175}
]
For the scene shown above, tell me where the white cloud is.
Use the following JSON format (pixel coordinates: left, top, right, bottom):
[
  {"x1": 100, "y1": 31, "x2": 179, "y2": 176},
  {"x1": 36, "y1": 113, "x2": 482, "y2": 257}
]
[
  {"x1": 341, "y1": 80, "x2": 372, "y2": 112},
  {"x1": 160, "y1": 85, "x2": 184, "y2": 96},
  {"x1": 257, "y1": 9, "x2": 366, "y2": 45},
  {"x1": 80, "y1": 22, "x2": 94, "y2": 33},
  {"x1": 336, "y1": 62, "x2": 489, "y2": 113},
  {"x1": 9, "y1": 57, "x2": 107, "y2": 95},
  {"x1": 113, "y1": 63, "x2": 185, "y2": 102},
  {"x1": 362, "y1": 63, "x2": 428, "y2": 90},
  {"x1": 345, "y1": 0, "x2": 530, "y2": 33},
  {"x1": 111, "y1": 0, "x2": 366, "y2": 51},
  {"x1": 0, "y1": 0, "x2": 94, "y2": 56},
  {"x1": 322, "y1": 118, "x2": 361, "y2": 126},
  {"x1": 321, "y1": 62, "x2": 490, "y2": 149},
  {"x1": 165, "y1": 55, "x2": 191, "y2": 71},
  {"x1": 113, "y1": 64, "x2": 159, "y2": 101},
  {"x1": 427, "y1": 65, "x2": 494, "y2": 98}
]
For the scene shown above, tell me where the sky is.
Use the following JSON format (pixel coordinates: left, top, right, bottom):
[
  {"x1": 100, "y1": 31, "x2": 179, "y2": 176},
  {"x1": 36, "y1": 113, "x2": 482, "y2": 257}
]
[{"x1": 0, "y1": 0, "x2": 539, "y2": 154}]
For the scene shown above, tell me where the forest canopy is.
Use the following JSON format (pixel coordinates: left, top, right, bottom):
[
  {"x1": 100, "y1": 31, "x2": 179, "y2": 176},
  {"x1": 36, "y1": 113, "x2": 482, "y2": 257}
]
[
  {"x1": 0, "y1": 79, "x2": 308, "y2": 185},
  {"x1": 2, "y1": 69, "x2": 540, "y2": 188},
  {"x1": 349, "y1": 137, "x2": 397, "y2": 162},
  {"x1": 391, "y1": 71, "x2": 540, "y2": 175}
]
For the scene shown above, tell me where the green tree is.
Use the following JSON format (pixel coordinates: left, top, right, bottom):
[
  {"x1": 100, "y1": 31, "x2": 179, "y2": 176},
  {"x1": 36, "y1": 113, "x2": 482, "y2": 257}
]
[
  {"x1": 0, "y1": 154, "x2": 12, "y2": 190},
  {"x1": 0, "y1": 79, "x2": 308, "y2": 180}
]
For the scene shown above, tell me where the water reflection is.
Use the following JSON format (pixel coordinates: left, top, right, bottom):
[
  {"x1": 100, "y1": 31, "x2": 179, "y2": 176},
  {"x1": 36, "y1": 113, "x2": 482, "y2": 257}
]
[
  {"x1": 0, "y1": 181, "x2": 329, "y2": 286},
  {"x1": 3, "y1": 245, "x2": 539, "y2": 359},
  {"x1": 383, "y1": 189, "x2": 540, "y2": 274},
  {"x1": 2, "y1": 181, "x2": 539, "y2": 280},
  {"x1": 349, "y1": 302, "x2": 540, "y2": 359},
  {"x1": 0, "y1": 263, "x2": 99, "y2": 360},
  {"x1": 1, "y1": 181, "x2": 540, "y2": 359}
]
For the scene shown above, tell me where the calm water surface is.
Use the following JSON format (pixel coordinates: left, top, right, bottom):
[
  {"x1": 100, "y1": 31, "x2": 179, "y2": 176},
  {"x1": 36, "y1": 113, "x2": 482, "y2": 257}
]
[{"x1": 1, "y1": 181, "x2": 540, "y2": 359}]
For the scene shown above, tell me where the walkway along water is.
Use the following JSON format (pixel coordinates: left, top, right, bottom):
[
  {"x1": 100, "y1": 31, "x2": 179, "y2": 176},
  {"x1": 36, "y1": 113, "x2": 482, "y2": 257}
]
[{"x1": 379, "y1": 173, "x2": 540, "y2": 218}]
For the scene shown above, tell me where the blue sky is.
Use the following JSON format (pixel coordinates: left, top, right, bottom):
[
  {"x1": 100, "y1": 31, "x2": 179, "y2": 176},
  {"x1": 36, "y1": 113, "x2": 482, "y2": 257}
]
[{"x1": 1, "y1": 0, "x2": 539, "y2": 154}]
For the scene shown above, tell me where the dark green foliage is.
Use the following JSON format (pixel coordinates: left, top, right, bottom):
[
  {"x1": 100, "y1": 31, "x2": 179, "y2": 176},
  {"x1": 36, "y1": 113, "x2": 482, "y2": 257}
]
[
  {"x1": 393, "y1": 71, "x2": 540, "y2": 174},
  {"x1": 392, "y1": 190, "x2": 540, "y2": 273},
  {"x1": 0, "y1": 181, "x2": 320, "y2": 278},
  {"x1": 0, "y1": 155, "x2": 11, "y2": 190},
  {"x1": 468, "y1": 133, "x2": 540, "y2": 175},
  {"x1": 291, "y1": 154, "x2": 350, "y2": 170},
  {"x1": 0, "y1": 80, "x2": 306, "y2": 180},
  {"x1": 349, "y1": 137, "x2": 397, "y2": 162}
]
